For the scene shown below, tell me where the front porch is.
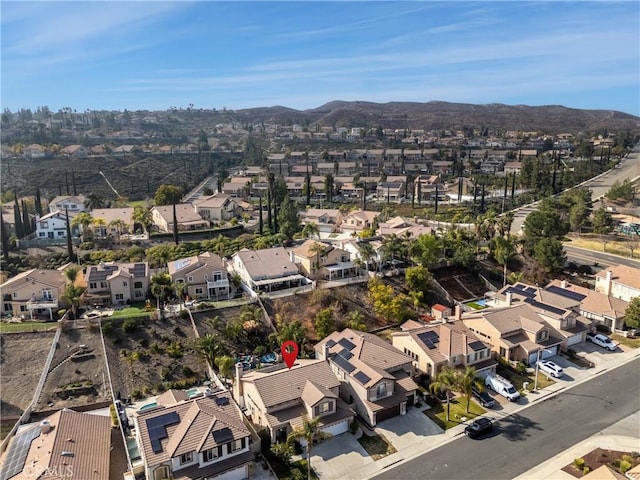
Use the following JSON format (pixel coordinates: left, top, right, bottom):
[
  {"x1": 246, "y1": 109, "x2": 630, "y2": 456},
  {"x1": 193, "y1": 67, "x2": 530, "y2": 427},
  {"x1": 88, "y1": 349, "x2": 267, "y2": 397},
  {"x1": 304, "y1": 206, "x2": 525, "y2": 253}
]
[{"x1": 26, "y1": 299, "x2": 59, "y2": 320}]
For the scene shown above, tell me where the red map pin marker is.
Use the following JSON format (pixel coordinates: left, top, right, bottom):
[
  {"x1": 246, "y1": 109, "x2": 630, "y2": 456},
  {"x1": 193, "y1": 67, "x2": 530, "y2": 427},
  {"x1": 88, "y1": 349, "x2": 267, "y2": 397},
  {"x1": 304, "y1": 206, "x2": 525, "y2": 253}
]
[{"x1": 281, "y1": 340, "x2": 299, "y2": 369}]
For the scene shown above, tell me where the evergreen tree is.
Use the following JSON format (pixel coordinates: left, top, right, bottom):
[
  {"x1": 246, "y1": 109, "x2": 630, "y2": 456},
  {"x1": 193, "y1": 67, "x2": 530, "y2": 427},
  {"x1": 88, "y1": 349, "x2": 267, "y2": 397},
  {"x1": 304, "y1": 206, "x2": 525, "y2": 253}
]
[
  {"x1": 267, "y1": 190, "x2": 273, "y2": 232},
  {"x1": 259, "y1": 196, "x2": 264, "y2": 235},
  {"x1": 1, "y1": 220, "x2": 10, "y2": 261},
  {"x1": 21, "y1": 200, "x2": 30, "y2": 235},
  {"x1": 172, "y1": 202, "x2": 179, "y2": 245},
  {"x1": 35, "y1": 187, "x2": 43, "y2": 217},
  {"x1": 65, "y1": 208, "x2": 74, "y2": 262},
  {"x1": 72, "y1": 169, "x2": 77, "y2": 195},
  {"x1": 13, "y1": 193, "x2": 23, "y2": 239},
  {"x1": 277, "y1": 196, "x2": 300, "y2": 239}
]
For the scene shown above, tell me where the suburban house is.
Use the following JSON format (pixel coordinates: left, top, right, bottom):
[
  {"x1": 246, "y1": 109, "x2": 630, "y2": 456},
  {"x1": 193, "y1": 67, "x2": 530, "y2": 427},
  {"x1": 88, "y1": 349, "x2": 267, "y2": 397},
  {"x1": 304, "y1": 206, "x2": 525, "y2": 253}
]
[
  {"x1": 231, "y1": 247, "x2": 308, "y2": 294},
  {"x1": 83, "y1": 262, "x2": 150, "y2": 306},
  {"x1": 289, "y1": 240, "x2": 356, "y2": 280},
  {"x1": 315, "y1": 329, "x2": 419, "y2": 427},
  {"x1": 298, "y1": 208, "x2": 343, "y2": 233},
  {"x1": 340, "y1": 210, "x2": 380, "y2": 234},
  {"x1": 595, "y1": 266, "x2": 640, "y2": 302},
  {"x1": 0, "y1": 408, "x2": 112, "y2": 480},
  {"x1": 375, "y1": 180, "x2": 406, "y2": 203},
  {"x1": 167, "y1": 252, "x2": 231, "y2": 301},
  {"x1": 150, "y1": 204, "x2": 209, "y2": 233},
  {"x1": 35, "y1": 210, "x2": 77, "y2": 241},
  {"x1": 48, "y1": 195, "x2": 87, "y2": 214},
  {"x1": 233, "y1": 360, "x2": 354, "y2": 443},
  {"x1": 376, "y1": 216, "x2": 433, "y2": 238},
  {"x1": 134, "y1": 390, "x2": 253, "y2": 480},
  {"x1": 546, "y1": 280, "x2": 629, "y2": 332},
  {"x1": 61, "y1": 144, "x2": 89, "y2": 158},
  {"x1": 391, "y1": 321, "x2": 496, "y2": 378},
  {"x1": 462, "y1": 303, "x2": 566, "y2": 365},
  {"x1": 492, "y1": 283, "x2": 591, "y2": 347},
  {"x1": 91, "y1": 207, "x2": 135, "y2": 236},
  {"x1": 0, "y1": 267, "x2": 71, "y2": 320},
  {"x1": 193, "y1": 193, "x2": 240, "y2": 222}
]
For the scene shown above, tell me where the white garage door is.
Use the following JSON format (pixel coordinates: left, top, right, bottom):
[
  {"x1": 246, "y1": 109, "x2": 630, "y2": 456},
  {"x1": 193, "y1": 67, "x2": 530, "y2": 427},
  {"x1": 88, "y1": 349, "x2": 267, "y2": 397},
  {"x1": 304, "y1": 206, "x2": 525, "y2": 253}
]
[
  {"x1": 566, "y1": 334, "x2": 582, "y2": 346},
  {"x1": 322, "y1": 419, "x2": 350, "y2": 437},
  {"x1": 541, "y1": 346, "x2": 558, "y2": 359},
  {"x1": 207, "y1": 464, "x2": 248, "y2": 480}
]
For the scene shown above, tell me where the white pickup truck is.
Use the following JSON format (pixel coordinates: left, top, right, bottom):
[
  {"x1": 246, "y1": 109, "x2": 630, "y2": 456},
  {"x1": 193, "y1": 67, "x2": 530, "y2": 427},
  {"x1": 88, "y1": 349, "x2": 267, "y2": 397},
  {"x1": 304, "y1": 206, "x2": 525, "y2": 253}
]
[{"x1": 586, "y1": 332, "x2": 618, "y2": 351}]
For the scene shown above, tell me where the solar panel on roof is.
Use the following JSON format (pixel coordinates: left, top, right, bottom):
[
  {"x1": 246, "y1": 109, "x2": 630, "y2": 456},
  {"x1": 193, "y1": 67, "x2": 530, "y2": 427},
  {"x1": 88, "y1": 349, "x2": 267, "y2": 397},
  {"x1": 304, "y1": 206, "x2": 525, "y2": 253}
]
[
  {"x1": 354, "y1": 371, "x2": 371, "y2": 385},
  {"x1": 215, "y1": 396, "x2": 230, "y2": 406},
  {"x1": 0, "y1": 424, "x2": 41, "y2": 480},
  {"x1": 326, "y1": 339, "x2": 336, "y2": 348},
  {"x1": 417, "y1": 331, "x2": 439, "y2": 350},
  {"x1": 333, "y1": 355, "x2": 356, "y2": 373},
  {"x1": 213, "y1": 427, "x2": 234, "y2": 444},
  {"x1": 546, "y1": 285, "x2": 586, "y2": 301},
  {"x1": 146, "y1": 411, "x2": 180, "y2": 454},
  {"x1": 468, "y1": 341, "x2": 485, "y2": 352},
  {"x1": 338, "y1": 338, "x2": 356, "y2": 351},
  {"x1": 337, "y1": 349, "x2": 353, "y2": 360},
  {"x1": 524, "y1": 298, "x2": 566, "y2": 316}
]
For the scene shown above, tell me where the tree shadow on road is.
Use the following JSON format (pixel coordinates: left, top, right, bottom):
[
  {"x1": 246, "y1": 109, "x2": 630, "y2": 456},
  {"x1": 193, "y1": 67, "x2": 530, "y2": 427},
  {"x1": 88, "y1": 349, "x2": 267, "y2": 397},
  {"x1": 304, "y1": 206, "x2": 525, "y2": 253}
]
[{"x1": 496, "y1": 413, "x2": 543, "y2": 442}]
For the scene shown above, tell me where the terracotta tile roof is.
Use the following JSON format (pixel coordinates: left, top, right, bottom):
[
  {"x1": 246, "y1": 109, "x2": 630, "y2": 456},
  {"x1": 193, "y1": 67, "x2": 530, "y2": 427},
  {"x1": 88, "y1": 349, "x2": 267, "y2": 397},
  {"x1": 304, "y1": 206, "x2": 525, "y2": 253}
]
[
  {"x1": 1, "y1": 268, "x2": 66, "y2": 290},
  {"x1": 233, "y1": 247, "x2": 299, "y2": 280},
  {"x1": 242, "y1": 360, "x2": 340, "y2": 409},
  {"x1": 289, "y1": 240, "x2": 334, "y2": 259},
  {"x1": 301, "y1": 381, "x2": 338, "y2": 408},
  {"x1": 596, "y1": 265, "x2": 640, "y2": 289},
  {"x1": 136, "y1": 393, "x2": 250, "y2": 465},
  {"x1": 90, "y1": 207, "x2": 135, "y2": 227},
  {"x1": 167, "y1": 252, "x2": 225, "y2": 276},
  {"x1": 8, "y1": 409, "x2": 112, "y2": 480},
  {"x1": 156, "y1": 388, "x2": 189, "y2": 405}
]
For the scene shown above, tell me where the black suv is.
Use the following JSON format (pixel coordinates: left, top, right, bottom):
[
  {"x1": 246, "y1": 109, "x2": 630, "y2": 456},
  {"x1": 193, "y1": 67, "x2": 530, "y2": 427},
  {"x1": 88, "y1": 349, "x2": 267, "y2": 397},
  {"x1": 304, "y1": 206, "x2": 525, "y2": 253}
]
[
  {"x1": 464, "y1": 417, "x2": 494, "y2": 438},
  {"x1": 472, "y1": 386, "x2": 496, "y2": 408}
]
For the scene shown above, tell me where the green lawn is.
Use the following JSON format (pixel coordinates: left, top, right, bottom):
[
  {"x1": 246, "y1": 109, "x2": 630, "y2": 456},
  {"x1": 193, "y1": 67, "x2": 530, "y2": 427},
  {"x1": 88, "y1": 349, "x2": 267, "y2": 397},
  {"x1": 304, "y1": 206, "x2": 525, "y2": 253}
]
[
  {"x1": 423, "y1": 397, "x2": 485, "y2": 430},
  {"x1": 612, "y1": 333, "x2": 640, "y2": 349},
  {"x1": 110, "y1": 304, "x2": 152, "y2": 319},
  {"x1": 357, "y1": 432, "x2": 397, "y2": 460},
  {"x1": 465, "y1": 301, "x2": 487, "y2": 310},
  {"x1": 497, "y1": 365, "x2": 555, "y2": 393},
  {"x1": 0, "y1": 321, "x2": 58, "y2": 333}
]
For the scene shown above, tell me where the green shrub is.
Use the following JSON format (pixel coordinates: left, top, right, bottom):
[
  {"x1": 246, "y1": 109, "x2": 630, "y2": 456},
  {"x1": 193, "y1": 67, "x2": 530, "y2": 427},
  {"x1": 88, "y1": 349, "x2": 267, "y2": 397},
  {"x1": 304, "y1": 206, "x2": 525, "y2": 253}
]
[
  {"x1": 179, "y1": 310, "x2": 189, "y2": 320},
  {"x1": 583, "y1": 466, "x2": 590, "y2": 476},
  {"x1": 131, "y1": 389, "x2": 142, "y2": 400},
  {"x1": 109, "y1": 404, "x2": 118, "y2": 426},
  {"x1": 620, "y1": 460, "x2": 631, "y2": 473},
  {"x1": 122, "y1": 318, "x2": 138, "y2": 333},
  {"x1": 349, "y1": 420, "x2": 359, "y2": 434},
  {"x1": 622, "y1": 455, "x2": 633, "y2": 463},
  {"x1": 182, "y1": 366, "x2": 195, "y2": 378},
  {"x1": 515, "y1": 362, "x2": 528, "y2": 375},
  {"x1": 101, "y1": 319, "x2": 113, "y2": 334},
  {"x1": 258, "y1": 430, "x2": 271, "y2": 454},
  {"x1": 567, "y1": 348, "x2": 576, "y2": 358},
  {"x1": 574, "y1": 458, "x2": 585, "y2": 468}
]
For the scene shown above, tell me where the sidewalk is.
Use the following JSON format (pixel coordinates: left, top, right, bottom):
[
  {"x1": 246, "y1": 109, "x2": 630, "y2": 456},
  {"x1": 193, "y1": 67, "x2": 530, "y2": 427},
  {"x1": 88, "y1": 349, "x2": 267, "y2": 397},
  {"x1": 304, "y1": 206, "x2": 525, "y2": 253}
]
[{"x1": 311, "y1": 346, "x2": 640, "y2": 479}]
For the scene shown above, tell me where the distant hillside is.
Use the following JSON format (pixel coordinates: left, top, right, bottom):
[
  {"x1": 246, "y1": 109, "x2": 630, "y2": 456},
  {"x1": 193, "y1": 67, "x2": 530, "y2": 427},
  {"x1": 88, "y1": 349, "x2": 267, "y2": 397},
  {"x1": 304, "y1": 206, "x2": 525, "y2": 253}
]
[{"x1": 235, "y1": 101, "x2": 639, "y2": 133}]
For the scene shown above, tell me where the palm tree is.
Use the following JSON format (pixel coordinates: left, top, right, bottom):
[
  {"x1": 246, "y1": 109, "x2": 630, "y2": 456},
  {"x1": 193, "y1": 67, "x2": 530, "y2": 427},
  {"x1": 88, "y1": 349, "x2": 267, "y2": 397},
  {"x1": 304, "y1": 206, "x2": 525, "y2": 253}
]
[
  {"x1": 109, "y1": 218, "x2": 127, "y2": 238},
  {"x1": 287, "y1": 416, "x2": 331, "y2": 480},
  {"x1": 493, "y1": 235, "x2": 517, "y2": 287},
  {"x1": 455, "y1": 366, "x2": 480, "y2": 414},
  {"x1": 215, "y1": 355, "x2": 235, "y2": 385},
  {"x1": 131, "y1": 205, "x2": 153, "y2": 234},
  {"x1": 196, "y1": 334, "x2": 222, "y2": 368},
  {"x1": 380, "y1": 234, "x2": 403, "y2": 268},
  {"x1": 71, "y1": 212, "x2": 94, "y2": 241},
  {"x1": 302, "y1": 222, "x2": 320, "y2": 239},
  {"x1": 92, "y1": 217, "x2": 107, "y2": 238},
  {"x1": 429, "y1": 367, "x2": 458, "y2": 422},
  {"x1": 308, "y1": 241, "x2": 328, "y2": 276},
  {"x1": 61, "y1": 266, "x2": 85, "y2": 319},
  {"x1": 357, "y1": 241, "x2": 375, "y2": 272}
]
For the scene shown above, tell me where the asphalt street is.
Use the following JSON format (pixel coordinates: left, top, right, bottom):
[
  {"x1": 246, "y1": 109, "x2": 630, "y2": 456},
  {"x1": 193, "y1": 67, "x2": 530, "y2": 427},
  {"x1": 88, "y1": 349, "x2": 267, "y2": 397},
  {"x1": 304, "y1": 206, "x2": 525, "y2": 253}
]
[
  {"x1": 373, "y1": 357, "x2": 640, "y2": 480},
  {"x1": 510, "y1": 143, "x2": 640, "y2": 235},
  {"x1": 564, "y1": 244, "x2": 640, "y2": 271}
]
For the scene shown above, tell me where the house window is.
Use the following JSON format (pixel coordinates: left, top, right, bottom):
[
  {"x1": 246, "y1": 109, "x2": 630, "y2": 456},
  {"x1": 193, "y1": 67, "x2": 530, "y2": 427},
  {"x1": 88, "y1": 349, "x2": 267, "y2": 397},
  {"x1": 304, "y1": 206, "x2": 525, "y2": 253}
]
[
  {"x1": 134, "y1": 290, "x2": 143, "y2": 298},
  {"x1": 12, "y1": 292, "x2": 17, "y2": 298},
  {"x1": 39, "y1": 232, "x2": 45, "y2": 237},
  {"x1": 318, "y1": 401, "x2": 332, "y2": 414},
  {"x1": 42, "y1": 290, "x2": 53, "y2": 300},
  {"x1": 376, "y1": 383, "x2": 387, "y2": 398},
  {"x1": 123, "y1": 281, "x2": 128, "y2": 287},
  {"x1": 187, "y1": 276, "x2": 193, "y2": 282},
  {"x1": 134, "y1": 281, "x2": 142, "y2": 289},
  {"x1": 194, "y1": 288, "x2": 203, "y2": 295},
  {"x1": 229, "y1": 439, "x2": 243, "y2": 453},
  {"x1": 90, "y1": 282, "x2": 97, "y2": 289},
  {"x1": 115, "y1": 294, "x2": 124, "y2": 300},
  {"x1": 499, "y1": 347, "x2": 506, "y2": 357},
  {"x1": 213, "y1": 272, "x2": 223, "y2": 282},
  {"x1": 538, "y1": 331, "x2": 548, "y2": 341},
  {"x1": 204, "y1": 448, "x2": 219, "y2": 462},
  {"x1": 20, "y1": 306, "x2": 26, "y2": 312},
  {"x1": 4, "y1": 303, "x2": 11, "y2": 311},
  {"x1": 100, "y1": 282, "x2": 108, "y2": 288},
  {"x1": 179, "y1": 452, "x2": 193, "y2": 464},
  {"x1": 57, "y1": 231, "x2": 65, "y2": 236}
]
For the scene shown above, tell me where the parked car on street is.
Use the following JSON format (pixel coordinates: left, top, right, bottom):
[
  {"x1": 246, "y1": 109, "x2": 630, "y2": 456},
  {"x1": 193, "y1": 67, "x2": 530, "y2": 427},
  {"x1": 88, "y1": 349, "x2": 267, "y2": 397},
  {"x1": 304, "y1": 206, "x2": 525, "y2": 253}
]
[
  {"x1": 586, "y1": 332, "x2": 619, "y2": 351},
  {"x1": 537, "y1": 360, "x2": 564, "y2": 378},
  {"x1": 472, "y1": 385, "x2": 496, "y2": 408},
  {"x1": 464, "y1": 417, "x2": 494, "y2": 438}
]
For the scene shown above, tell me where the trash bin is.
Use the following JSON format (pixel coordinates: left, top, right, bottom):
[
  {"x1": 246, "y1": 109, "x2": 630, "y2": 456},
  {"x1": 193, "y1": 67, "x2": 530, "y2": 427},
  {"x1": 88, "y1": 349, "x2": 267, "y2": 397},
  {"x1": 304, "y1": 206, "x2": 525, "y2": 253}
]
[{"x1": 523, "y1": 382, "x2": 529, "y2": 391}]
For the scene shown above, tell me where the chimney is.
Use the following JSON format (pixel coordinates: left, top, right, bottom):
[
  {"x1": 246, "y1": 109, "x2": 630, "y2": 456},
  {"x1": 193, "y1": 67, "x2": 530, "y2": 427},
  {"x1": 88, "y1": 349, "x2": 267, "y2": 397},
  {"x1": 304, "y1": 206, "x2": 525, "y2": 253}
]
[
  {"x1": 462, "y1": 334, "x2": 468, "y2": 356},
  {"x1": 506, "y1": 292, "x2": 513, "y2": 306},
  {"x1": 605, "y1": 270, "x2": 613, "y2": 296},
  {"x1": 322, "y1": 342, "x2": 331, "y2": 361},
  {"x1": 454, "y1": 304, "x2": 462, "y2": 321},
  {"x1": 233, "y1": 362, "x2": 244, "y2": 401},
  {"x1": 560, "y1": 280, "x2": 567, "y2": 289},
  {"x1": 289, "y1": 250, "x2": 295, "y2": 263}
]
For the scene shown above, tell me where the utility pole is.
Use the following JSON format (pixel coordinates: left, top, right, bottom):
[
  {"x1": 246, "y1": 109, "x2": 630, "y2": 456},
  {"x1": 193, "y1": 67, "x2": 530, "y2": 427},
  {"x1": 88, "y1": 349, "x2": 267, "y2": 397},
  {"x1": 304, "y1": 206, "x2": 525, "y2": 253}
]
[{"x1": 534, "y1": 349, "x2": 541, "y2": 391}]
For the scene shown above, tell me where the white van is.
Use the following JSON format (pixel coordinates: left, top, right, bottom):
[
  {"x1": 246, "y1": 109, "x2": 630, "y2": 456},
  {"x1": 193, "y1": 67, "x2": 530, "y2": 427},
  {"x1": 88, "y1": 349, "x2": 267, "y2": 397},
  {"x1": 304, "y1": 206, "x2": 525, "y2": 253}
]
[{"x1": 485, "y1": 373, "x2": 520, "y2": 402}]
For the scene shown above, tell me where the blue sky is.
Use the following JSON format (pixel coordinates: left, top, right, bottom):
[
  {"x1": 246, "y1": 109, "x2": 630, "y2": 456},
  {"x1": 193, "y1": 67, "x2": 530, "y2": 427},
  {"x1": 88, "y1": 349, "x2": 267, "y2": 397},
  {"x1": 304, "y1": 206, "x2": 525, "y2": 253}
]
[{"x1": 2, "y1": 1, "x2": 639, "y2": 115}]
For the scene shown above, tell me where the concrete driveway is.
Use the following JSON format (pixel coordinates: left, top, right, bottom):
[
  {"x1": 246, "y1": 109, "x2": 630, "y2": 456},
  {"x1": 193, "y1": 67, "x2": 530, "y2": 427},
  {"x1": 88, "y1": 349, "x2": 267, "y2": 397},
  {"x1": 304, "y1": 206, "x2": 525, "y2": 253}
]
[
  {"x1": 572, "y1": 341, "x2": 625, "y2": 366},
  {"x1": 311, "y1": 431, "x2": 373, "y2": 480},
  {"x1": 375, "y1": 405, "x2": 443, "y2": 450}
]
